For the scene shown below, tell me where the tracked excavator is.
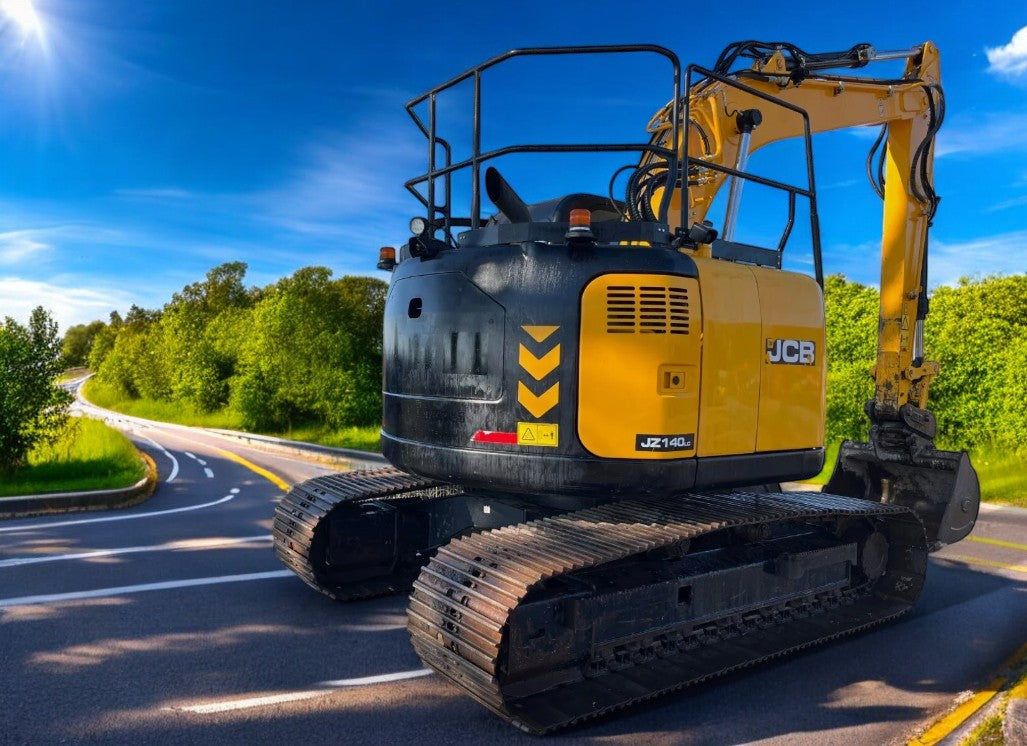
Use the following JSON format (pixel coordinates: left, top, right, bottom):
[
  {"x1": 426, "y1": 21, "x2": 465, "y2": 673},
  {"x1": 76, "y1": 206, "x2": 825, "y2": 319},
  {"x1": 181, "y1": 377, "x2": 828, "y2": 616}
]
[{"x1": 273, "y1": 40, "x2": 980, "y2": 733}]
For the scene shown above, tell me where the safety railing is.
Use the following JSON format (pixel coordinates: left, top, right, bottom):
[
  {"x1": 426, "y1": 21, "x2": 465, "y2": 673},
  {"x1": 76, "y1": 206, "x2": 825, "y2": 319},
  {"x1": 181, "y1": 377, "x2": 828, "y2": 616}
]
[{"x1": 405, "y1": 45, "x2": 682, "y2": 246}]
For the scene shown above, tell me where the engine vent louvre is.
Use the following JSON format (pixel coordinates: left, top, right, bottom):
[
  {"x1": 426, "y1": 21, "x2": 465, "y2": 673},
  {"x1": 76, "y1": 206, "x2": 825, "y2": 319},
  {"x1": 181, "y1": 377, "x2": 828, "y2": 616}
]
[{"x1": 606, "y1": 284, "x2": 690, "y2": 335}]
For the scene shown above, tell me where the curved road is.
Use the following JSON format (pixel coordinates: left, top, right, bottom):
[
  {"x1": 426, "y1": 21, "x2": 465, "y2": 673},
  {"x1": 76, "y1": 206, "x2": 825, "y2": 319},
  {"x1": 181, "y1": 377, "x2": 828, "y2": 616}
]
[{"x1": 1, "y1": 406, "x2": 1025, "y2": 745}]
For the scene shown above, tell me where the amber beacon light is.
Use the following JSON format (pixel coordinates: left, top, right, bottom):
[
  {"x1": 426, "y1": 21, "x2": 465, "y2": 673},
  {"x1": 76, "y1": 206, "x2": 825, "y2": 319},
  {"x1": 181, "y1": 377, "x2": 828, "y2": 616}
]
[{"x1": 377, "y1": 246, "x2": 397, "y2": 271}]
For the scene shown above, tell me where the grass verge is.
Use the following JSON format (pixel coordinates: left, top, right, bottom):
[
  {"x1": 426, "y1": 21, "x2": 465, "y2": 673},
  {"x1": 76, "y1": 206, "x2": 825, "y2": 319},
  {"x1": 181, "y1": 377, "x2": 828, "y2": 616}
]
[
  {"x1": 961, "y1": 712, "x2": 1003, "y2": 745},
  {"x1": 84, "y1": 379, "x2": 244, "y2": 429},
  {"x1": 276, "y1": 425, "x2": 381, "y2": 452},
  {"x1": 83, "y1": 378, "x2": 382, "y2": 452},
  {"x1": 789, "y1": 440, "x2": 1026, "y2": 508},
  {"x1": 0, "y1": 417, "x2": 145, "y2": 497},
  {"x1": 970, "y1": 449, "x2": 1027, "y2": 508},
  {"x1": 959, "y1": 664, "x2": 1027, "y2": 745}
]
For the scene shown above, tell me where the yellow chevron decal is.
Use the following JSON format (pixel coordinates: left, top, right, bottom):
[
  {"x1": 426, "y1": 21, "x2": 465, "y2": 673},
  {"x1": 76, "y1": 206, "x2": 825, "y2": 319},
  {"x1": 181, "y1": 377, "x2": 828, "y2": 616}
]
[
  {"x1": 517, "y1": 381, "x2": 559, "y2": 418},
  {"x1": 522, "y1": 325, "x2": 559, "y2": 344},
  {"x1": 519, "y1": 343, "x2": 561, "y2": 381}
]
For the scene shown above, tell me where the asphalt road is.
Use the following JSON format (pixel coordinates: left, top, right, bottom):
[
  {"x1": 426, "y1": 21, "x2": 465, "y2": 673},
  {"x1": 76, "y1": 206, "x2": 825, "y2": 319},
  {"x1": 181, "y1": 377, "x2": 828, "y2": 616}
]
[{"x1": 1, "y1": 411, "x2": 1025, "y2": 746}]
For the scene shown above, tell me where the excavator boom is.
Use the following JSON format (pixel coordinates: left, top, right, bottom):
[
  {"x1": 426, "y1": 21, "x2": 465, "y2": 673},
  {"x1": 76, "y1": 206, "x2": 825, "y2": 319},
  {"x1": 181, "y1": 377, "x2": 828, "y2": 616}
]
[
  {"x1": 639, "y1": 41, "x2": 978, "y2": 548},
  {"x1": 646, "y1": 43, "x2": 941, "y2": 414}
]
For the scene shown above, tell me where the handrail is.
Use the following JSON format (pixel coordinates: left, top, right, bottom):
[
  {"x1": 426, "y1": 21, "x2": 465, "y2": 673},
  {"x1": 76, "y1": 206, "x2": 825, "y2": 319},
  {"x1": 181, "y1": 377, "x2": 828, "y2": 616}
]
[{"x1": 405, "y1": 45, "x2": 682, "y2": 239}]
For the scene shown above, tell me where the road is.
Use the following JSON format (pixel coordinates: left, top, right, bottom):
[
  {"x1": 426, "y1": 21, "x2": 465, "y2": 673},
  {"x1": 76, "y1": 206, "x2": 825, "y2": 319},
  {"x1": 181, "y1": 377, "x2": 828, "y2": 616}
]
[{"x1": 1, "y1": 410, "x2": 1025, "y2": 745}]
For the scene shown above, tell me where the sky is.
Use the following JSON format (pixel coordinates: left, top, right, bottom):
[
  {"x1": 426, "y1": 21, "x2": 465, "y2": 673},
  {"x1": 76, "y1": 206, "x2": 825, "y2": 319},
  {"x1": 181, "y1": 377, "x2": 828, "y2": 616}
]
[{"x1": 0, "y1": 0, "x2": 1025, "y2": 331}]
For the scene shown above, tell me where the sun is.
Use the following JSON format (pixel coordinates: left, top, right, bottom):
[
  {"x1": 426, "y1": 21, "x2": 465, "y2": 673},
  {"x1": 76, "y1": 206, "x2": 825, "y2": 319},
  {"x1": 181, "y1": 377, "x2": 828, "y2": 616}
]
[{"x1": 1, "y1": 0, "x2": 43, "y2": 39}]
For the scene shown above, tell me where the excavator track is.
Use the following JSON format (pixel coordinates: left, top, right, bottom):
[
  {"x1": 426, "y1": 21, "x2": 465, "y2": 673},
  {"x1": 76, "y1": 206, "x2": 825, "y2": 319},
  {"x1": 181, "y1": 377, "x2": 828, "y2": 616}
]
[
  {"x1": 273, "y1": 467, "x2": 460, "y2": 600},
  {"x1": 408, "y1": 489, "x2": 927, "y2": 734}
]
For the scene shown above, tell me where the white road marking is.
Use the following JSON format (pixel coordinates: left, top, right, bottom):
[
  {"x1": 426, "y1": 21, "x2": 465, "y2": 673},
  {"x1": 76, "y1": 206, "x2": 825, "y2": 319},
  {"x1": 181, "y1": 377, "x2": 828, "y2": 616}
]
[
  {"x1": 197, "y1": 459, "x2": 207, "y2": 466},
  {"x1": 204, "y1": 467, "x2": 214, "y2": 479},
  {"x1": 0, "y1": 535, "x2": 272, "y2": 568},
  {"x1": 185, "y1": 452, "x2": 197, "y2": 460},
  {"x1": 321, "y1": 670, "x2": 433, "y2": 687},
  {"x1": 0, "y1": 570, "x2": 293, "y2": 608},
  {"x1": 177, "y1": 691, "x2": 326, "y2": 713},
  {"x1": 138, "y1": 433, "x2": 179, "y2": 483},
  {"x1": 230, "y1": 488, "x2": 239, "y2": 494},
  {"x1": 173, "y1": 669, "x2": 434, "y2": 714},
  {"x1": 0, "y1": 494, "x2": 236, "y2": 534}
]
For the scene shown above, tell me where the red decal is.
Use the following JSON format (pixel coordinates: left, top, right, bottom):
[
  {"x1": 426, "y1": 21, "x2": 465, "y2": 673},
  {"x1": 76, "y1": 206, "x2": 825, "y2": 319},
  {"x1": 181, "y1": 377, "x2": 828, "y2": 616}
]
[{"x1": 471, "y1": 430, "x2": 517, "y2": 445}]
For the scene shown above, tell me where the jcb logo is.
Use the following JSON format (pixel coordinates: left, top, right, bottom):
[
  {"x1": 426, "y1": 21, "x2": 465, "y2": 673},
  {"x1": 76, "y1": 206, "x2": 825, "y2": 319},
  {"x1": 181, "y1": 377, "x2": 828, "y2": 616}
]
[{"x1": 767, "y1": 338, "x2": 816, "y2": 365}]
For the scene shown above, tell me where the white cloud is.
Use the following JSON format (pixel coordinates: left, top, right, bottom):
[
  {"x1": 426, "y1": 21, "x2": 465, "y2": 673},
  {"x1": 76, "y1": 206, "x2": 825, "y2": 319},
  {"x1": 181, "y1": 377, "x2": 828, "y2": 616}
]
[
  {"x1": 935, "y1": 114, "x2": 1027, "y2": 158},
  {"x1": 986, "y1": 26, "x2": 1027, "y2": 79},
  {"x1": 105, "y1": 125, "x2": 427, "y2": 253},
  {"x1": 115, "y1": 187, "x2": 195, "y2": 200},
  {"x1": 843, "y1": 126, "x2": 885, "y2": 141},
  {"x1": 249, "y1": 126, "x2": 426, "y2": 251},
  {"x1": 845, "y1": 114, "x2": 1027, "y2": 160},
  {"x1": 0, "y1": 276, "x2": 138, "y2": 332},
  {"x1": 820, "y1": 232, "x2": 1027, "y2": 290},
  {"x1": 259, "y1": 130, "x2": 423, "y2": 223},
  {"x1": 929, "y1": 230, "x2": 1027, "y2": 287},
  {"x1": 0, "y1": 230, "x2": 52, "y2": 264},
  {"x1": 985, "y1": 194, "x2": 1027, "y2": 213}
]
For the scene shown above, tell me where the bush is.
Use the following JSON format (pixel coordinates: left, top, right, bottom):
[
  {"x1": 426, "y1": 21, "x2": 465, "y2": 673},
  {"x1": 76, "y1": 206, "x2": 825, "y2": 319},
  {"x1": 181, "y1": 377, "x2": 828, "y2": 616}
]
[{"x1": 0, "y1": 307, "x2": 72, "y2": 473}]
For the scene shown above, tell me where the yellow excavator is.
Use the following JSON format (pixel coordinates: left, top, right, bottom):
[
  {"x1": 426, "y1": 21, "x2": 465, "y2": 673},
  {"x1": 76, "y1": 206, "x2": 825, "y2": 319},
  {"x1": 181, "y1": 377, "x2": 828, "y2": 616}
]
[{"x1": 273, "y1": 40, "x2": 979, "y2": 733}]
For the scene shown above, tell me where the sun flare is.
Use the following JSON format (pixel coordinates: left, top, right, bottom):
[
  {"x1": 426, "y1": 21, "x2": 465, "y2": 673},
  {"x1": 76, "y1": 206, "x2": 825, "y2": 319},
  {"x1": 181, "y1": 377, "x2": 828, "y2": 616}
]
[{"x1": 1, "y1": 0, "x2": 42, "y2": 38}]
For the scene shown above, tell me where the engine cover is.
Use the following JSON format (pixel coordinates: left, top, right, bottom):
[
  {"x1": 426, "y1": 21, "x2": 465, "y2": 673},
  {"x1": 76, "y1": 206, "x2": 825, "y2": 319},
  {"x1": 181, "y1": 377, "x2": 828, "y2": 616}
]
[{"x1": 381, "y1": 240, "x2": 825, "y2": 497}]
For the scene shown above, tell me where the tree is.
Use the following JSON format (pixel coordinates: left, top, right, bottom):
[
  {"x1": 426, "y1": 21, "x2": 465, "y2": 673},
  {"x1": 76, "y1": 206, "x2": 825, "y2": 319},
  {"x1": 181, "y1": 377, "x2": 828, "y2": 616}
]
[
  {"x1": 87, "y1": 311, "x2": 123, "y2": 371},
  {"x1": 161, "y1": 262, "x2": 253, "y2": 411},
  {"x1": 0, "y1": 307, "x2": 73, "y2": 473},
  {"x1": 823, "y1": 275, "x2": 879, "y2": 443},
  {"x1": 61, "y1": 320, "x2": 106, "y2": 368},
  {"x1": 926, "y1": 275, "x2": 1027, "y2": 450},
  {"x1": 233, "y1": 268, "x2": 387, "y2": 430}
]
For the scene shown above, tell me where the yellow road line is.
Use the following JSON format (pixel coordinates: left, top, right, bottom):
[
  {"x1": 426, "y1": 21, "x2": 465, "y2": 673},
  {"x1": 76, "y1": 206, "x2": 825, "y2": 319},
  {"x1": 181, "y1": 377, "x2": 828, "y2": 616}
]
[
  {"x1": 967, "y1": 535, "x2": 1027, "y2": 552},
  {"x1": 909, "y1": 676, "x2": 1006, "y2": 746},
  {"x1": 909, "y1": 642, "x2": 1027, "y2": 746},
  {"x1": 214, "y1": 448, "x2": 291, "y2": 492},
  {"x1": 943, "y1": 554, "x2": 1027, "y2": 574}
]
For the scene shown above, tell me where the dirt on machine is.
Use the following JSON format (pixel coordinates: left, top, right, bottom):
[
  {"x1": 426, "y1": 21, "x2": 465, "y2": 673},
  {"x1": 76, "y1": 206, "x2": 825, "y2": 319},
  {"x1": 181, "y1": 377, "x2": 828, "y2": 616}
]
[{"x1": 273, "y1": 40, "x2": 980, "y2": 733}]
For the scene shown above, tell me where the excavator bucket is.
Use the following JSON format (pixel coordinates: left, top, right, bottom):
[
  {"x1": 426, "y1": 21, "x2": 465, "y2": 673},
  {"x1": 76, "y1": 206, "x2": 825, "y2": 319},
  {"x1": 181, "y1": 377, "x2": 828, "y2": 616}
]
[{"x1": 824, "y1": 440, "x2": 980, "y2": 550}]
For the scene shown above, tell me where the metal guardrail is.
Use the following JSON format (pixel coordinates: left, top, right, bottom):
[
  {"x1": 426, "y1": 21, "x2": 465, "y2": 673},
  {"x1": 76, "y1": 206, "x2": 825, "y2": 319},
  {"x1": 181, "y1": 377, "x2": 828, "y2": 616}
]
[{"x1": 203, "y1": 429, "x2": 387, "y2": 465}]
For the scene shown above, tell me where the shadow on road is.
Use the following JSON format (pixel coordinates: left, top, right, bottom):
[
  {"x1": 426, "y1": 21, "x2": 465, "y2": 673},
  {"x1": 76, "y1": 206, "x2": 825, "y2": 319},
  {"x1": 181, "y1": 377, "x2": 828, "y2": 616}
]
[{"x1": 3, "y1": 553, "x2": 1024, "y2": 745}]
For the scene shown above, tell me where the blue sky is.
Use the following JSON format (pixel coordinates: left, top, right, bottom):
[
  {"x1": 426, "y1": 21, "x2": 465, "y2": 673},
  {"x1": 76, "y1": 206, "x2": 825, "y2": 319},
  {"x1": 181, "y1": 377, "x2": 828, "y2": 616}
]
[{"x1": 0, "y1": 0, "x2": 1025, "y2": 331}]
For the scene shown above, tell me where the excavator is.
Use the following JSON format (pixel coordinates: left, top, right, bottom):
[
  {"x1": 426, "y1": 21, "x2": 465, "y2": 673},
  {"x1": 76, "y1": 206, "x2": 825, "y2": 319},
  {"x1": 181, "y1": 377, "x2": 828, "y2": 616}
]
[{"x1": 273, "y1": 40, "x2": 980, "y2": 733}]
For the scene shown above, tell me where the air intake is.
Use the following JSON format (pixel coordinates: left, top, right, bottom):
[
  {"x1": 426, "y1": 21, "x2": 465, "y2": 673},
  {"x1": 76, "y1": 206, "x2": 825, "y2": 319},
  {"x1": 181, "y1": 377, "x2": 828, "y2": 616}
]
[{"x1": 606, "y1": 284, "x2": 690, "y2": 334}]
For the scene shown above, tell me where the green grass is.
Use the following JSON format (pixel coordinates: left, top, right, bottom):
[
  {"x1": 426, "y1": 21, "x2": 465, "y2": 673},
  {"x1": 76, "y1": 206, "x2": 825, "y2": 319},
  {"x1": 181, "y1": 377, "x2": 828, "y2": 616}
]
[
  {"x1": 83, "y1": 379, "x2": 244, "y2": 430},
  {"x1": 279, "y1": 425, "x2": 381, "y2": 452},
  {"x1": 803, "y1": 441, "x2": 1027, "y2": 508},
  {"x1": 961, "y1": 712, "x2": 1004, "y2": 746},
  {"x1": 971, "y1": 449, "x2": 1027, "y2": 508},
  {"x1": 83, "y1": 378, "x2": 382, "y2": 452},
  {"x1": 959, "y1": 663, "x2": 1027, "y2": 745},
  {"x1": 801, "y1": 441, "x2": 842, "y2": 486},
  {"x1": 0, "y1": 417, "x2": 145, "y2": 497}
]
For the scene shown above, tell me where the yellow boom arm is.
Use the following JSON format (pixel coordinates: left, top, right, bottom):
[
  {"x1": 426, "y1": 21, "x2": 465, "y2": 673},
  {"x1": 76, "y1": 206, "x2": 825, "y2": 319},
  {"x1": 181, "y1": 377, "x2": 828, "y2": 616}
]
[{"x1": 644, "y1": 43, "x2": 942, "y2": 423}]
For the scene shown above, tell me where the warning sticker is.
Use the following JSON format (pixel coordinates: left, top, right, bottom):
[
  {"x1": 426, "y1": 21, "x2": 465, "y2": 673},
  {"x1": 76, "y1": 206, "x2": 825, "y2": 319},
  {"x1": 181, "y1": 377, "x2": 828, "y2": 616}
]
[{"x1": 517, "y1": 422, "x2": 558, "y2": 447}]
